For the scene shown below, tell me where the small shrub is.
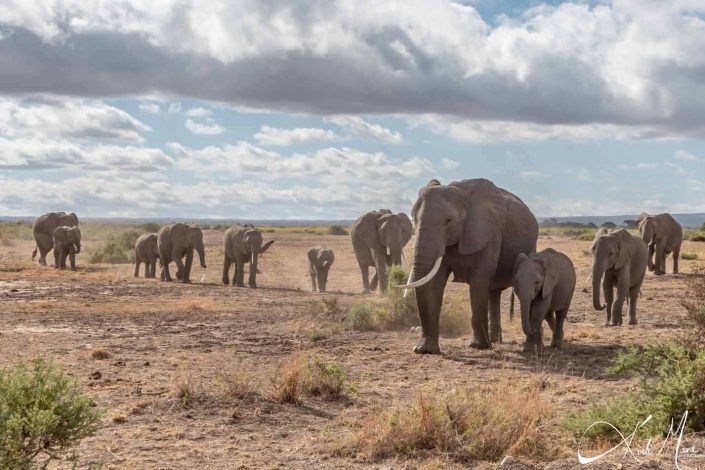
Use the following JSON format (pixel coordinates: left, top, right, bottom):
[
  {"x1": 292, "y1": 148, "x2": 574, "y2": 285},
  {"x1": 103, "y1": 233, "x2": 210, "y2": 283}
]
[
  {"x1": 307, "y1": 328, "x2": 329, "y2": 342},
  {"x1": 0, "y1": 358, "x2": 100, "y2": 470},
  {"x1": 690, "y1": 232, "x2": 705, "y2": 242},
  {"x1": 348, "y1": 303, "x2": 383, "y2": 331},
  {"x1": 328, "y1": 225, "x2": 348, "y2": 236},
  {"x1": 340, "y1": 381, "x2": 557, "y2": 463},
  {"x1": 173, "y1": 375, "x2": 195, "y2": 408},
  {"x1": 218, "y1": 366, "x2": 257, "y2": 400},
  {"x1": 321, "y1": 296, "x2": 341, "y2": 316},
  {"x1": 270, "y1": 354, "x2": 348, "y2": 403},
  {"x1": 564, "y1": 397, "x2": 659, "y2": 445},
  {"x1": 91, "y1": 349, "x2": 110, "y2": 360},
  {"x1": 270, "y1": 355, "x2": 306, "y2": 404},
  {"x1": 304, "y1": 358, "x2": 346, "y2": 398},
  {"x1": 439, "y1": 302, "x2": 471, "y2": 337},
  {"x1": 136, "y1": 222, "x2": 161, "y2": 233},
  {"x1": 681, "y1": 252, "x2": 698, "y2": 260},
  {"x1": 383, "y1": 265, "x2": 419, "y2": 329},
  {"x1": 89, "y1": 229, "x2": 142, "y2": 264}
]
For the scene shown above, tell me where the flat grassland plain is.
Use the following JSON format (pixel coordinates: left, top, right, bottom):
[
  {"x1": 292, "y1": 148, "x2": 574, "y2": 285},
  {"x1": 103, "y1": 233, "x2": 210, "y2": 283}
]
[{"x1": 1, "y1": 224, "x2": 704, "y2": 469}]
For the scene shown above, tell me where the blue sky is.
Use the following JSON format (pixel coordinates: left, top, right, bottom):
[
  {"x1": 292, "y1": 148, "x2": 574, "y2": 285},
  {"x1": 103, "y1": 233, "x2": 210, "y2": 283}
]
[{"x1": 0, "y1": 0, "x2": 703, "y2": 219}]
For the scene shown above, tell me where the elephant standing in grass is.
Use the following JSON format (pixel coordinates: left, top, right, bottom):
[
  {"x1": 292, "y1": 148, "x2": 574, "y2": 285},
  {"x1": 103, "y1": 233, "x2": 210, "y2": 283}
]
[
  {"x1": 308, "y1": 247, "x2": 334, "y2": 293},
  {"x1": 397, "y1": 179, "x2": 538, "y2": 353},
  {"x1": 637, "y1": 213, "x2": 683, "y2": 275},
  {"x1": 158, "y1": 224, "x2": 206, "y2": 283},
  {"x1": 134, "y1": 233, "x2": 159, "y2": 278},
  {"x1": 52, "y1": 226, "x2": 81, "y2": 270},
  {"x1": 592, "y1": 229, "x2": 648, "y2": 326},
  {"x1": 351, "y1": 210, "x2": 413, "y2": 294},
  {"x1": 513, "y1": 249, "x2": 575, "y2": 352},
  {"x1": 222, "y1": 225, "x2": 274, "y2": 288},
  {"x1": 32, "y1": 212, "x2": 79, "y2": 266}
]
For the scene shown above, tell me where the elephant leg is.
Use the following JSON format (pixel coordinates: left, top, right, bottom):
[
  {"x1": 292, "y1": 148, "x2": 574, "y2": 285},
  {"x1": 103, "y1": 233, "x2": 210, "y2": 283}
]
[
  {"x1": 69, "y1": 250, "x2": 76, "y2": 271},
  {"x1": 551, "y1": 310, "x2": 567, "y2": 348},
  {"x1": 222, "y1": 255, "x2": 231, "y2": 285},
  {"x1": 39, "y1": 246, "x2": 50, "y2": 266},
  {"x1": 488, "y1": 289, "x2": 502, "y2": 343},
  {"x1": 53, "y1": 249, "x2": 59, "y2": 269},
  {"x1": 603, "y1": 276, "x2": 614, "y2": 326},
  {"x1": 60, "y1": 249, "x2": 68, "y2": 270},
  {"x1": 612, "y1": 274, "x2": 629, "y2": 326},
  {"x1": 144, "y1": 261, "x2": 150, "y2": 278},
  {"x1": 358, "y1": 263, "x2": 371, "y2": 294},
  {"x1": 545, "y1": 311, "x2": 556, "y2": 333},
  {"x1": 134, "y1": 257, "x2": 141, "y2": 277},
  {"x1": 370, "y1": 271, "x2": 379, "y2": 292},
  {"x1": 372, "y1": 246, "x2": 388, "y2": 294},
  {"x1": 655, "y1": 246, "x2": 666, "y2": 275},
  {"x1": 162, "y1": 258, "x2": 172, "y2": 282},
  {"x1": 628, "y1": 282, "x2": 641, "y2": 325},
  {"x1": 183, "y1": 250, "x2": 193, "y2": 283},
  {"x1": 673, "y1": 245, "x2": 680, "y2": 274},
  {"x1": 309, "y1": 265, "x2": 317, "y2": 292},
  {"x1": 647, "y1": 243, "x2": 655, "y2": 272},
  {"x1": 469, "y1": 279, "x2": 493, "y2": 349},
  {"x1": 150, "y1": 261, "x2": 157, "y2": 278},
  {"x1": 413, "y1": 267, "x2": 450, "y2": 354},
  {"x1": 234, "y1": 261, "x2": 245, "y2": 287}
]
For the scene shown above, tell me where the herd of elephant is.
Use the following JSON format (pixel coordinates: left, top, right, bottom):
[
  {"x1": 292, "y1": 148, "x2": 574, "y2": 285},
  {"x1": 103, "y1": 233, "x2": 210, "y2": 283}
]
[{"x1": 29, "y1": 178, "x2": 685, "y2": 354}]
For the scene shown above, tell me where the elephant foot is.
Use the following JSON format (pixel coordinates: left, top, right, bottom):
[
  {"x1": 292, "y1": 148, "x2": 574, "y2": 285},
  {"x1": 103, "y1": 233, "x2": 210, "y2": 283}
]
[
  {"x1": 249, "y1": 284, "x2": 257, "y2": 289},
  {"x1": 163, "y1": 278, "x2": 172, "y2": 282},
  {"x1": 361, "y1": 288, "x2": 371, "y2": 294},
  {"x1": 182, "y1": 279, "x2": 191, "y2": 284},
  {"x1": 236, "y1": 283, "x2": 246, "y2": 288},
  {"x1": 489, "y1": 330, "x2": 502, "y2": 343},
  {"x1": 469, "y1": 339, "x2": 492, "y2": 350},
  {"x1": 222, "y1": 278, "x2": 229, "y2": 285},
  {"x1": 413, "y1": 336, "x2": 440, "y2": 354},
  {"x1": 628, "y1": 318, "x2": 637, "y2": 325}
]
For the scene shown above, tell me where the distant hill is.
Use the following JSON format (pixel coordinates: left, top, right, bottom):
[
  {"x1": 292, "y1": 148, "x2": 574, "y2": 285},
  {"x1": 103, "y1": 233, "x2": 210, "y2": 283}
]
[{"x1": 538, "y1": 213, "x2": 705, "y2": 229}]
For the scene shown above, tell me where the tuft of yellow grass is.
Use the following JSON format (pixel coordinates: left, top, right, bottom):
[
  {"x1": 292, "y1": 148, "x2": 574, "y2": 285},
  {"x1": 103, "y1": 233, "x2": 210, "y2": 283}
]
[
  {"x1": 337, "y1": 379, "x2": 562, "y2": 463},
  {"x1": 178, "y1": 297, "x2": 216, "y2": 312}
]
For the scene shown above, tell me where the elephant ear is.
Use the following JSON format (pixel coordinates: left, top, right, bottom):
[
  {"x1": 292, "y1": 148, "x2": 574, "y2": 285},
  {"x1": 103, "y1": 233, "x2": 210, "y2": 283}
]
[
  {"x1": 68, "y1": 212, "x2": 79, "y2": 226},
  {"x1": 307, "y1": 248, "x2": 318, "y2": 265},
  {"x1": 513, "y1": 252, "x2": 529, "y2": 277},
  {"x1": 260, "y1": 240, "x2": 275, "y2": 254},
  {"x1": 398, "y1": 213, "x2": 413, "y2": 245},
  {"x1": 452, "y1": 179, "x2": 508, "y2": 255},
  {"x1": 614, "y1": 231, "x2": 630, "y2": 270},
  {"x1": 541, "y1": 256, "x2": 558, "y2": 299}
]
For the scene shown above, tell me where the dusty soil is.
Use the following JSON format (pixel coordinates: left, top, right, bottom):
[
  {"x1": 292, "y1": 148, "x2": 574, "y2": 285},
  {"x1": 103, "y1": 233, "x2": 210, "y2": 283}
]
[{"x1": 1, "y1": 230, "x2": 704, "y2": 469}]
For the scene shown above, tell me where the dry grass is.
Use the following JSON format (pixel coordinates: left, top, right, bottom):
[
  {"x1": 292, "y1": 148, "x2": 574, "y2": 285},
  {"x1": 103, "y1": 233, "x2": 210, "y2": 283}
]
[
  {"x1": 337, "y1": 379, "x2": 561, "y2": 463},
  {"x1": 173, "y1": 375, "x2": 196, "y2": 408},
  {"x1": 90, "y1": 349, "x2": 111, "y2": 360},
  {"x1": 439, "y1": 300, "x2": 471, "y2": 337},
  {"x1": 179, "y1": 297, "x2": 217, "y2": 312},
  {"x1": 270, "y1": 354, "x2": 307, "y2": 404},
  {"x1": 218, "y1": 365, "x2": 258, "y2": 400},
  {"x1": 270, "y1": 353, "x2": 348, "y2": 403}
]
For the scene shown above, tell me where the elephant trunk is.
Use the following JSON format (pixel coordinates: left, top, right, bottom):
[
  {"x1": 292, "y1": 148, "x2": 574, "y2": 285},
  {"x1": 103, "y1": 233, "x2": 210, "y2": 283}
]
[
  {"x1": 251, "y1": 251, "x2": 258, "y2": 272},
  {"x1": 519, "y1": 294, "x2": 533, "y2": 337},
  {"x1": 74, "y1": 243, "x2": 81, "y2": 254},
  {"x1": 592, "y1": 262, "x2": 606, "y2": 310},
  {"x1": 397, "y1": 228, "x2": 444, "y2": 289},
  {"x1": 317, "y1": 267, "x2": 327, "y2": 293}
]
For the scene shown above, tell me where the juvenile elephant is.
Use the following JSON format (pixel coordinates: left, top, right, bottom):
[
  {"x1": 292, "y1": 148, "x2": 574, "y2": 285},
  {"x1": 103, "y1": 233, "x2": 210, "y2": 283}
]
[
  {"x1": 308, "y1": 247, "x2": 335, "y2": 293},
  {"x1": 134, "y1": 233, "x2": 159, "y2": 278},
  {"x1": 52, "y1": 226, "x2": 81, "y2": 271},
  {"x1": 32, "y1": 212, "x2": 79, "y2": 266},
  {"x1": 637, "y1": 212, "x2": 683, "y2": 275},
  {"x1": 222, "y1": 225, "x2": 274, "y2": 288},
  {"x1": 351, "y1": 210, "x2": 412, "y2": 294},
  {"x1": 157, "y1": 223, "x2": 207, "y2": 283},
  {"x1": 397, "y1": 179, "x2": 538, "y2": 353},
  {"x1": 592, "y1": 229, "x2": 648, "y2": 326},
  {"x1": 513, "y1": 249, "x2": 576, "y2": 352}
]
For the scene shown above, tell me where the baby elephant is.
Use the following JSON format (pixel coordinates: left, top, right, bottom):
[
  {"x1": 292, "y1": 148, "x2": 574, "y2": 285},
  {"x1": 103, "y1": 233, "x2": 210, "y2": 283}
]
[
  {"x1": 513, "y1": 248, "x2": 576, "y2": 352},
  {"x1": 52, "y1": 226, "x2": 81, "y2": 271},
  {"x1": 134, "y1": 233, "x2": 160, "y2": 278},
  {"x1": 308, "y1": 247, "x2": 334, "y2": 292}
]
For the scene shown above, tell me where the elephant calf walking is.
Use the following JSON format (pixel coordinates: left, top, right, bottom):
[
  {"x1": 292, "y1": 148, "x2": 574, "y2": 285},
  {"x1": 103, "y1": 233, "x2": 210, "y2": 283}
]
[
  {"x1": 591, "y1": 229, "x2": 648, "y2": 326},
  {"x1": 308, "y1": 247, "x2": 334, "y2": 292},
  {"x1": 513, "y1": 249, "x2": 575, "y2": 352},
  {"x1": 52, "y1": 226, "x2": 81, "y2": 271},
  {"x1": 222, "y1": 225, "x2": 274, "y2": 288},
  {"x1": 134, "y1": 233, "x2": 160, "y2": 278}
]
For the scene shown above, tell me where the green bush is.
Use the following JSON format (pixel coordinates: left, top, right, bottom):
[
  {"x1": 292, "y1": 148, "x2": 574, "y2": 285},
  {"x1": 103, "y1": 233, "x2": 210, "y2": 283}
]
[
  {"x1": 0, "y1": 359, "x2": 100, "y2": 470},
  {"x1": 136, "y1": 222, "x2": 161, "y2": 233},
  {"x1": 348, "y1": 303, "x2": 383, "y2": 331},
  {"x1": 384, "y1": 265, "x2": 419, "y2": 329},
  {"x1": 681, "y1": 252, "x2": 698, "y2": 260},
  {"x1": 328, "y1": 225, "x2": 348, "y2": 236},
  {"x1": 304, "y1": 358, "x2": 346, "y2": 398},
  {"x1": 89, "y1": 230, "x2": 142, "y2": 263}
]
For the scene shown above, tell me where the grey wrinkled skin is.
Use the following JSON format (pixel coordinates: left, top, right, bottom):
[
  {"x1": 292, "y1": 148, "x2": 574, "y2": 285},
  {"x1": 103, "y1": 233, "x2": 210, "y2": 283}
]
[
  {"x1": 157, "y1": 223, "x2": 207, "y2": 283},
  {"x1": 512, "y1": 249, "x2": 576, "y2": 353},
  {"x1": 637, "y1": 212, "x2": 683, "y2": 275},
  {"x1": 223, "y1": 224, "x2": 274, "y2": 288},
  {"x1": 134, "y1": 233, "x2": 160, "y2": 278},
  {"x1": 52, "y1": 226, "x2": 81, "y2": 271},
  {"x1": 409, "y1": 179, "x2": 538, "y2": 354},
  {"x1": 591, "y1": 229, "x2": 648, "y2": 326},
  {"x1": 32, "y1": 212, "x2": 79, "y2": 266},
  {"x1": 351, "y1": 210, "x2": 412, "y2": 294},
  {"x1": 308, "y1": 247, "x2": 335, "y2": 293}
]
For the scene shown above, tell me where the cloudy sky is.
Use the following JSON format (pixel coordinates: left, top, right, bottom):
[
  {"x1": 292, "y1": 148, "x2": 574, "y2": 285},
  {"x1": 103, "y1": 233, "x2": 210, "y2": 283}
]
[{"x1": 1, "y1": 0, "x2": 704, "y2": 219}]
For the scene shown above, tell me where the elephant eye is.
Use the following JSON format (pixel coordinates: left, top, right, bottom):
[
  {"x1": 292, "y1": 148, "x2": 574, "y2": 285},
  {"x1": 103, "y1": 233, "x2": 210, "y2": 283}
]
[{"x1": 444, "y1": 217, "x2": 452, "y2": 225}]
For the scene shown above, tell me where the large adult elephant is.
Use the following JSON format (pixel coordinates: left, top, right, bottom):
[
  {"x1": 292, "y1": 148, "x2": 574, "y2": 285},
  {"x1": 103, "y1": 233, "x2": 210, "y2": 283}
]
[
  {"x1": 157, "y1": 223, "x2": 207, "y2": 283},
  {"x1": 637, "y1": 212, "x2": 683, "y2": 275},
  {"x1": 351, "y1": 210, "x2": 413, "y2": 294},
  {"x1": 591, "y1": 229, "x2": 648, "y2": 325},
  {"x1": 31, "y1": 212, "x2": 79, "y2": 265},
  {"x1": 222, "y1": 224, "x2": 274, "y2": 288},
  {"x1": 397, "y1": 179, "x2": 538, "y2": 353}
]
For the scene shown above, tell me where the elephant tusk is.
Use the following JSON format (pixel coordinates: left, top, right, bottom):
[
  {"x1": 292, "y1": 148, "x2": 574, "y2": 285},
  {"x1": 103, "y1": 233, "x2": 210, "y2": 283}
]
[
  {"x1": 403, "y1": 265, "x2": 414, "y2": 298},
  {"x1": 395, "y1": 256, "x2": 443, "y2": 290}
]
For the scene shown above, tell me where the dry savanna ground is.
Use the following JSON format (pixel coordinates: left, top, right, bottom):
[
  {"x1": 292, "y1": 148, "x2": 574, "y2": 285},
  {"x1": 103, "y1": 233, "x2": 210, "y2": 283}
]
[{"x1": 1, "y1": 226, "x2": 705, "y2": 469}]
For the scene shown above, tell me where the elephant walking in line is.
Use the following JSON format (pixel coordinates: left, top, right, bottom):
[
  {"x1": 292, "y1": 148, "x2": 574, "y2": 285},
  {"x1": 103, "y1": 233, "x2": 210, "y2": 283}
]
[
  {"x1": 157, "y1": 223, "x2": 207, "y2": 283},
  {"x1": 637, "y1": 212, "x2": 683, "y2": 275},
  {"x1": 351, "y1": 210, "x2": 413, "y2": 294},
  {"x1": 32, "y1": 212, "x2": 79, "y2": 266},
  {"x1": 134, "y1": 233, "x2": 160, "y2": 278},
  {"x1": 397, "y1": 179, "x2": 538, "y2": 353},
  {"x1": 222, "y1": 225, "x2": 274, "y2": 288},
  {"x1": 308, "y1": 247, "x2": 335, "y2": 293},
  {"x1": 591, "y1": 229, "x2": 648, "y2": 326},
  {"x1": 52, "y1": 226, "x2": 81, "y2": 271},
  {"x1": 513, "y1": 249, "x2": 575, "y2": 352}
]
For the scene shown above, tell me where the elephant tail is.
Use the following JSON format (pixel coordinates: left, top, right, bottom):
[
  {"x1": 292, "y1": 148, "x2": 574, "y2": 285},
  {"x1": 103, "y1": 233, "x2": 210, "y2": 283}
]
[
  {"x1": 31, "y1": 246, "x2": 37, "y2": 260},
  {"x1": 509, "y1": 289, "x2": 515, "y2": 321}
]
